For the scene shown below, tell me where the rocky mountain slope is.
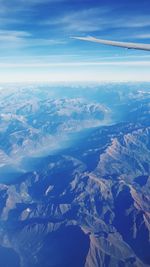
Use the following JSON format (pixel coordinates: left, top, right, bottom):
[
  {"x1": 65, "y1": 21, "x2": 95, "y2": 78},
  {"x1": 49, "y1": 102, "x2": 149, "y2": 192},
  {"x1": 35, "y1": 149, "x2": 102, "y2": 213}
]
[{"x1": 0, "y1": 83, "x2": 150, "y2": 267}]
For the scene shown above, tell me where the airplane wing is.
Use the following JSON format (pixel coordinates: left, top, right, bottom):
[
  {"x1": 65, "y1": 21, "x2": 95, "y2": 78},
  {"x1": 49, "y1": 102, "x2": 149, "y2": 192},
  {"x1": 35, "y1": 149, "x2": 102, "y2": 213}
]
[{"x1": 73, "y1": 36, "x2": 150, "y2": 52}]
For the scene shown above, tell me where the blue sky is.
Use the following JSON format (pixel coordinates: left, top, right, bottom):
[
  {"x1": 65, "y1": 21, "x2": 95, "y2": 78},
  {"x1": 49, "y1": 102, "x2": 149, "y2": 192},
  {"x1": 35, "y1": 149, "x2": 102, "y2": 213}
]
[{"x1": 0, "y1": 0, "x2": 150, "y2": 82}]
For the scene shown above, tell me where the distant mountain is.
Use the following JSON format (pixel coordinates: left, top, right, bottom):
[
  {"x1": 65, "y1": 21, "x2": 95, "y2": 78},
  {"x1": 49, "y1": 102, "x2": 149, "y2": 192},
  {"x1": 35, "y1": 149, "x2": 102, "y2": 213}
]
[
  {"x1": 0, "y1": 94, "x2": 110, "y2": 171},
  {"x1": 0, "y1": 83, "x2": 149, "y2": 267}
]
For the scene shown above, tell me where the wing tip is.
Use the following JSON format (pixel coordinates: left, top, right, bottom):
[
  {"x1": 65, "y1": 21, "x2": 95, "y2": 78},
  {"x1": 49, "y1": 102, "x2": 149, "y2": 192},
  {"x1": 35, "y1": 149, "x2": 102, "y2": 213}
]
[{"x1": 70, "y1": 36, "x2": 95, "y2": 41}]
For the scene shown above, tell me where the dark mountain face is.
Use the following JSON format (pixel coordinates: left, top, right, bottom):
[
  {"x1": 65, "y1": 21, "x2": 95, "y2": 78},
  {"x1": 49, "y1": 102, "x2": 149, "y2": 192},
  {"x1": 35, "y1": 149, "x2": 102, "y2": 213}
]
[{"x1": 0, "y1": 83, "x2": 150, "y2": 267}]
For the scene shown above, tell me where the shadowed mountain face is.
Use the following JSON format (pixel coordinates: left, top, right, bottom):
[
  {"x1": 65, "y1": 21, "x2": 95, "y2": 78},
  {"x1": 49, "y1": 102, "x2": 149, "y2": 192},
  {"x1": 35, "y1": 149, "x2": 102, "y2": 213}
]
[{"x1": 0, "y1": 83, "x2": 150, "y2": 267}]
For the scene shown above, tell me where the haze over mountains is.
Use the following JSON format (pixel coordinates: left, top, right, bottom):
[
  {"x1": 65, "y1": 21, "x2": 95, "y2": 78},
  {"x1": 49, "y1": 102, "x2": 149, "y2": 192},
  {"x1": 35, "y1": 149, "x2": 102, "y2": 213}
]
[{"x1": 0, "y1": 83, "x2": 150, "y2": 267}]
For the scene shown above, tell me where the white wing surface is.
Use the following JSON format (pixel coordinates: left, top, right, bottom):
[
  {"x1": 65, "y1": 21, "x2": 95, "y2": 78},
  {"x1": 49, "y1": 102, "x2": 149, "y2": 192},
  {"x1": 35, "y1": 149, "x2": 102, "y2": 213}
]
[{"x1": 73, "y1": 36, "x2": 150, "y2": 51}]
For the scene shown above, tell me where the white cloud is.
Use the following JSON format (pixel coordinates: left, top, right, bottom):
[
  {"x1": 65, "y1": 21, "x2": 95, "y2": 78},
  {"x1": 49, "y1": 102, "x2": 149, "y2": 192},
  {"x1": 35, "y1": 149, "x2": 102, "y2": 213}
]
[
  {"x1": 42, "y1": 7, "x2": 150, "y2": 35},
  {"x1": 0, "y1": 30, "x2": 31, "y2": 42},
  {"x1": 43, "y1": 7, "x2": 113, "y2": 32},
  {"x1": 0, "y1": 60, "x2": 150, "y2": 68},
  {"x1": 0, "y1": 70, "x2": 149, "y2": 83},
  {"x1": 124, "y1": 16, "x2": 150, "y2": 28},
  {"x1": 0, "y1": 30, "x2": 65, "y2": 49},
  {"x1": 20, "y1": 0, "x2": 65, "y2": 3},
  {"x1": 0, "y1": 30, "x2": 31, "y2": 37},
  {"x1": 134, "y1": 34, "x2": 150, "y2": 39}
]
